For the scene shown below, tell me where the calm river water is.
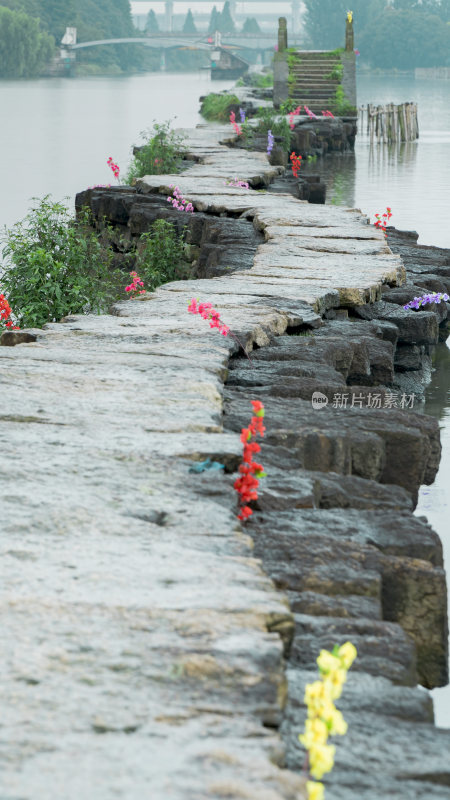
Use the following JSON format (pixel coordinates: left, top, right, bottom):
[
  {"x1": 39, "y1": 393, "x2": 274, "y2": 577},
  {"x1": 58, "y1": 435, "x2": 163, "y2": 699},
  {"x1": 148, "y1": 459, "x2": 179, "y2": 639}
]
[{"x1": 1, "y1": 69, "x2": 449, "y2": 724}]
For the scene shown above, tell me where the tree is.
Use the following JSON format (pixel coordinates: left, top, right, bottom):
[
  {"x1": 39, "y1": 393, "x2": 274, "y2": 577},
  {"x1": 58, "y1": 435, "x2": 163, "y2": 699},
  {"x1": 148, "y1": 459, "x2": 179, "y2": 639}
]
[
  {"x1": 145, "y1": 9, "x2": 159, "y2": 32},
  {"x1": 303, "y1": 0, "x2": 384, "y2": 49},
  {"x1": 182, "y1": 8, "x2": 197, "y2": 33},
  {"x1": 359, "y1": 7, "x2": 450, "y2": 68},
  {"x1": 0, "y1": 6, "x2": 54, "y2": 78},
  {"x1": 217, "y1": 0, "x2": 235, "y2": 33},
  {"x1": 208, "y1": 5, "x2": 219, "y2": 33},
  {"x1": 242, "y1": 17, "x2": 261, "y2": 34}
]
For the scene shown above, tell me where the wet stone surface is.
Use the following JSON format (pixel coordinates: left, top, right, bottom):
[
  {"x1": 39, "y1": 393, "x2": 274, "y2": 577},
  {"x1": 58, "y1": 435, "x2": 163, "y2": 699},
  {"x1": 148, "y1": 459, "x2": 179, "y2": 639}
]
[{"x1": 1, "y1": 125, "x2": 450, "y2": 798}]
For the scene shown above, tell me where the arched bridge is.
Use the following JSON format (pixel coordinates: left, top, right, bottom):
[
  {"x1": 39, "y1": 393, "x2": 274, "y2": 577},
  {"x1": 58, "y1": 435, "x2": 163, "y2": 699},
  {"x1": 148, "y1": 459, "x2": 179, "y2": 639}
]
[
  {"x1": 62, "y1": 32, "x2": 293, "y2": 54},
  {"x1": 70, "y1": 36, "x2": 213, "y2": 51}
]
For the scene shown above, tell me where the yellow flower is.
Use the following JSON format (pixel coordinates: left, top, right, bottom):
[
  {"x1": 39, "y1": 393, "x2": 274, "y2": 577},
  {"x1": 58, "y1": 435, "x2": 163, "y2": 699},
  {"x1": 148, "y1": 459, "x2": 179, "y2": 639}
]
[
  {"x1": 338, "y1": 642, "x2": 357, "y2": 670},
  {"x1": 305, "y1": 680, "x2": 330, "y2": 711},
  {"x1": 307, "y1": 781, "x2": 325, "y2": 800},
  {"x1": 347, "y1": 10, "x2": 353, "y2": 23},
  {"x1": 323, "y1": 668, "x2": 347, "y2": 700},
  {"x1": 299, "y1": 717, "x2": 328, "y2": 749},
  {"x1": 309, "y1": 742, "x2": 335, "y2": 780},
  {"x1": 317, "y1": 650, "x2": 341, "y2": 675},
  {"x1": 326, "y1": 707, "x2": 348, "y2": 736}
]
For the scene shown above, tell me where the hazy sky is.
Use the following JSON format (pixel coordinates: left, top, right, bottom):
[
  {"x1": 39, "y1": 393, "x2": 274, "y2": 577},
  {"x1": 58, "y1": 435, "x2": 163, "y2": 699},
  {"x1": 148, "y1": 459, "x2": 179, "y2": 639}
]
[{"x1": 130, "y1": 1, "x2": 292, "y2": 14}]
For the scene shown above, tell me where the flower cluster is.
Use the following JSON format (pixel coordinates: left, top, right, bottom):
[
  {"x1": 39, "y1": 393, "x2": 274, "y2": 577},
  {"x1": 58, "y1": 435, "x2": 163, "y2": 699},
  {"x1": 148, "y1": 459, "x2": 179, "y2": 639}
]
[
  {"x1": 290, "y1": 151, "x2": 303, "y2": 178},
  {"x1": 229, "y1": 110, "x2": 242, "y2": 136},
  {"x1": 234, "y1": 401, "x2": 266, "y2": 521},
  {"x1": 267, "y1": 130, "x2": 275, "y2": 155},
  {"x1": 374, "y1": 207, "x2": 392, "y2": 234},
  {"x1": 167, "y1": 185, "x2": 194, "y2": 213},
  {"x1": 403, "y1": 291, "x2": 449, "y2": 311},
  {"x1": 125, "y1": 271, "x2": 146, "y2": 298},
  {"x1": 87, "y1": 184, "x2": 112, "y2": 189},
  {"x1": 224, "y1": 177, "x2": 250, "y2": 189},
  {"x1": 321, "y1": 110, "x2": 335, "y2": 118},
  {"x1": 187, "y1": 298, "x2": 230, "y2": 336},
  {"x1": 239, "y1": 107, "x2": 246, "y2": 123},
  {"x1": 304, "y1": 105, "x2": 318, "y2": 120},
  {"x1": 0, "y1": 293, "x2": 19, "y2": 330},
  {"x1": 289, "y1": 105, "x2": 302, "y2": 130},
  {"x1": 300, "y1": 642, "x2": 357, "y2": 800},
  {"x1": 107, "y1": 156, "x2": 120, "y2": 181}
]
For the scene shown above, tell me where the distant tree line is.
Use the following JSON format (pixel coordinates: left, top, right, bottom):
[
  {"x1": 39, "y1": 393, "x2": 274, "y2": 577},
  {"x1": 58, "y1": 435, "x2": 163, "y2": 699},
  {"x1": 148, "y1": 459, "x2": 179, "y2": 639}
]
[
  {"x1": 0, "y1": 0, "x2": 150, "y2": 77},
  {"x1": 145, "y1": 3, "x2": 261, "y2": 36},
  {"x1": 303, "y1": 0, "x2": 450, "y2": 69},
  {"x1": 0, "y1": 6, "x2": 53, "y2": 77}
]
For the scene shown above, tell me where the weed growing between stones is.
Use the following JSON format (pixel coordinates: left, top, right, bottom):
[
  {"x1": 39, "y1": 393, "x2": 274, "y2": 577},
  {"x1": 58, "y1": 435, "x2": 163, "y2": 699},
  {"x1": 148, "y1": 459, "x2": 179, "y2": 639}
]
[
  {"x1": 374, "y1": 207, "x2": 392, "y2": 235},
  {"x1": 107, "y1": 156, "x2": 120, "y2": 182},
  {"x1": 304, "y1": 105, "x2": 318, "y2": 120},
  {"x1": 135, "y1": 220, "x2": 188, "y2": 292},
  {"x1": 188, "y1": 298, "x2": 230, "y2": 336},
  {"x1": 229, "y1": 110, "x2": 242, "y2": 137},
  {"x1": 0, "y1": 293, "x2": 19, "y2": 330},
  {"x1": 126, "y1": 121, "x2": 186, "y2": 181},
  {"x1": 300, "y1": 643, "x2": 357, "y2": 800},
  {"x1": 289, "y1": 106, "x2": 302, "y2": 129},
  {"x1": 0, "y1": 197, "x2": 123, "y2": 328},
  {"x1": 125, "y1": 271, "x2": 146, "y2": 298},
  {"x1": 200, "y1": 92, "x2": 240, "y2": 121},
  {"x1": 290, "y1": 152, "x2": 303, "y2": 178},
  {"x1": 234, "y1": 401, "x2": 266, "y2": 521},
  {"x1": 187, "y1": 297, "x2": 253, "y2": 364},
  {"x1": 403, "y1": 291, "x2": 450, "y2": 311},
  {"x1": 166, "y1": 186, "x2": 194, "y2": 213},
  {"x1": 255, "y1": 107, "x2": 292, "y2": 154},
  {"x1": 224, "y1": 178, "x2": 250, "y2": 189}
]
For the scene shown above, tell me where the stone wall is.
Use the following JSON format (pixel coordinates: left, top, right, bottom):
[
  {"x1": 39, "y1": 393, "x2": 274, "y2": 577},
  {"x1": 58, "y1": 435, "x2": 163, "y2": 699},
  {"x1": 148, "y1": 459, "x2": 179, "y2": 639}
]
[{"x1": 1, "y1": 124, "x2": 450, "y2": 798}]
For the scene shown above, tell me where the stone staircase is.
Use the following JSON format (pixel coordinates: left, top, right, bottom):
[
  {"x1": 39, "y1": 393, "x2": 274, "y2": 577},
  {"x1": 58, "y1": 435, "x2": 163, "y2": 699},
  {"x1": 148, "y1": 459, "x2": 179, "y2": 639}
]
[{"x1": 289, "y1": 50, "x2": 342, "y2": 114}]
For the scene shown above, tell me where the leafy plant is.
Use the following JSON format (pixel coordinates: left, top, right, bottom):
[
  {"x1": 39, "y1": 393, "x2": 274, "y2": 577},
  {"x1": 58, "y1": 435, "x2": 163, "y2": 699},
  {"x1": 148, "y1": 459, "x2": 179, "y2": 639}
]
[
  {"x1": 240, "y1": 117, "x2": 255, "y2": 147},
  {"x1": 280, "y1": 99, "x2": 301, "y2": 113},
  {"x1": 331, "y1": 86, "x2": 357, "y2": 116},
  {"x1": 200, "y1": 92, "x2": 240, "y2": 121},
  {"x1": 327, "y1": 63, "x2": 343, "y2": 80},
  {"x1": 252, "y1": 72, "x2": 273, "y2": 88},
  {"x1": 126, "y1": 121, "x2": 186, "y2": 181},
  {"x1": 255, "y1": 107, "x2": 292, "y2": 153},
  {"x1": 135, "y1": 219, "x2": 189, "y2": 291},
  {"x1": 0, "y1": 197, "x2": 122, "y2": 329}
]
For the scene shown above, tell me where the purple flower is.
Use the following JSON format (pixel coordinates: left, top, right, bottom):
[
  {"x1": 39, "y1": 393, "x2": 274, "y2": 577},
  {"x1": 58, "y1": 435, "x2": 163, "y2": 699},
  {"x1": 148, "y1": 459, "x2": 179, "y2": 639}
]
[
  {"x1": 267, "y1": 130, "x2": 274, "y2": 155},
  {"x1": 403, "y1": 292, "x2": 449, "y2": 310},
  {"x1": 239, "y1": 107, "x2": 246, "y2": 123}
]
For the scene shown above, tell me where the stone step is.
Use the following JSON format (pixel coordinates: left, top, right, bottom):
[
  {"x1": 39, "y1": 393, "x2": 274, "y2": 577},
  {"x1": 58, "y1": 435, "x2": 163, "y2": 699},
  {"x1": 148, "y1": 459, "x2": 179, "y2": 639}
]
[
  {"x1": 291, "y1": 86, "x2": 339, "y2": 95},
  {"x1": 292, "y1": 58, "x2": 341, "y2": 66}
]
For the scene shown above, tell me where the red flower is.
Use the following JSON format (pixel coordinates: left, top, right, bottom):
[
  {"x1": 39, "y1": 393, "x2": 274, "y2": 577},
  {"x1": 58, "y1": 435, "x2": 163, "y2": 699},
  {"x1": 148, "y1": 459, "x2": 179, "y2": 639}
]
[{"x1": 235, "y1": 401, "x2": 266, "y2": 522}]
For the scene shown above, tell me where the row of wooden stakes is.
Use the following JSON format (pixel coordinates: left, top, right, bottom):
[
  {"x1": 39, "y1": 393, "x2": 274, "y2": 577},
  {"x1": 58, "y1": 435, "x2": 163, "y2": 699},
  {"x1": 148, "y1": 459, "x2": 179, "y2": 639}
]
[{"x1": 359, "y1": 102, "x2": 419, "y2": 144}]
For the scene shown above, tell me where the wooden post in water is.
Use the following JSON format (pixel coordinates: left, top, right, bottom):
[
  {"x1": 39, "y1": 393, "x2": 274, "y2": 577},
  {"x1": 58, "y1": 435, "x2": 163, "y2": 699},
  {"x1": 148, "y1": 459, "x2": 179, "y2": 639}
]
[{"x1": 360, "y1": 101, "x2": 418, "y2": 144}]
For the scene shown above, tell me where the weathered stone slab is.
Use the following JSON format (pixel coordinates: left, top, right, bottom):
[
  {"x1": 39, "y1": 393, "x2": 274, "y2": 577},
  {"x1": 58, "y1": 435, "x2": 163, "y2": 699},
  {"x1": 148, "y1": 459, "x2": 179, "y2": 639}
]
[{"x1": 2, "y1": 122, "x2": 449, "y2": 799}]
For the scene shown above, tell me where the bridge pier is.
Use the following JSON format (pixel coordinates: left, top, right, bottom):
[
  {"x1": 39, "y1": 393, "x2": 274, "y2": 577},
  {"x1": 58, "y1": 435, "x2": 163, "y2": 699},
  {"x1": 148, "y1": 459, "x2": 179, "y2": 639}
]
[
  {"x1": 291, "y1": 0, "x2": 301, "y2": 34},
  {"x1": 164, "y1": 0, "x2": 173, "y2": 32},
  {"x1": 160, "y1": 49, "x2": 167, "y2": 70}
]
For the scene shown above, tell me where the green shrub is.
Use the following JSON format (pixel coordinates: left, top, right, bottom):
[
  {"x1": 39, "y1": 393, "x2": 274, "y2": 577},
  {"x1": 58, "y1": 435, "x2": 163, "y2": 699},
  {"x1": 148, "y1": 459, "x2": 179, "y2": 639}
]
[
  {"x1": 136, "y1": 219, "x2": 189, "y2": 291},
  {"x1": 255, "y1": 107, "x2": 292, "y2": 153},
  {"x1": 252, "y1": 72, "x2": 273, "y2": 88},
  {"x1": 327, "y1": 63, "x2": 343, "y2": 80},
  {"x1": 126, "y1": 121, "x2": 186, "y2": 181},
  {"x1": 200, "y1": 92, "x2": 240, "y2": 121},
  {"x1": 280, "y1": 99, "x2": 300, "y2": 113},
  {"x1": 331, "y1": 86, "x2": 357, "y2": 116},
  {"x1": 0, "y1": 197, "x2": 122, "y2": 329}
]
